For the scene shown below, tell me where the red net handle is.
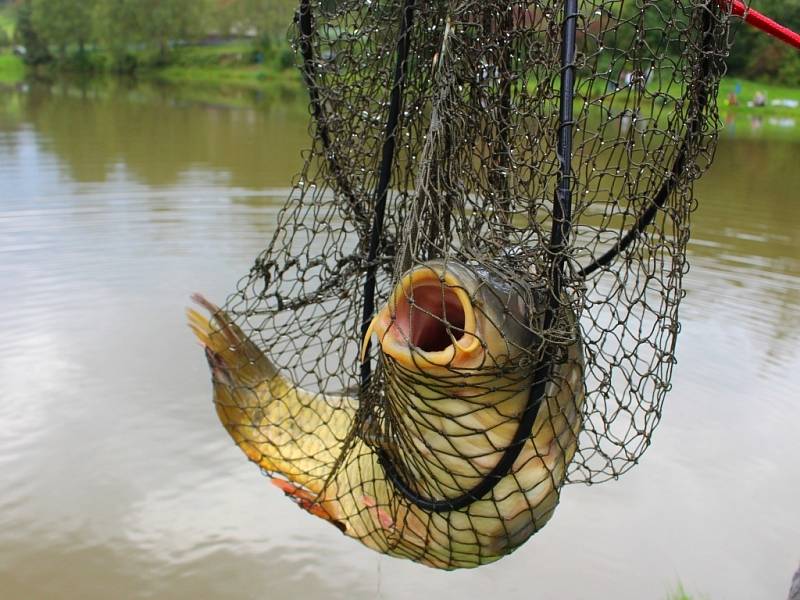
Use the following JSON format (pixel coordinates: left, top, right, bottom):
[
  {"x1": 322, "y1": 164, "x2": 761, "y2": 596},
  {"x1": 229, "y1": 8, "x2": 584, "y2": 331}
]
[{"x1": 720, "y1": 0, "x2": 800, "y2": 50}]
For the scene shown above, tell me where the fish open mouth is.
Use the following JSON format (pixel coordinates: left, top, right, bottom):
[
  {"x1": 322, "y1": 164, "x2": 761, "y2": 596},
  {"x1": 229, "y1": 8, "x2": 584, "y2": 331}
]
[
  {"x1": 362, "y1": 265, "x2": 483, "y2": 369},
  {"x1": 393, "y1": 279, "x2": 466, "y2": 352}
]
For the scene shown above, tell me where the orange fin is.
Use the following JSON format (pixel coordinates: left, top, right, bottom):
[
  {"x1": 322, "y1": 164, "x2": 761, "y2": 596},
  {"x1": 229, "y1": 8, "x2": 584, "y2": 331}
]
[
  {"x1": 270, "y1": 478, "x2": 346, "y2": 533},
  {"x1": 361, "y1": 495, "x2": 395, "y2": 529}
]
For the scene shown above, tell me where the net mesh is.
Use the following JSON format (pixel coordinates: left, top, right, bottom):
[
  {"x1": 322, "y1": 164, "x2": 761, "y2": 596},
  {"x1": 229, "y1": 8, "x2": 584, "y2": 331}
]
[{"x1": 188, "y1": 0, "x2": 731, "y2": 569}]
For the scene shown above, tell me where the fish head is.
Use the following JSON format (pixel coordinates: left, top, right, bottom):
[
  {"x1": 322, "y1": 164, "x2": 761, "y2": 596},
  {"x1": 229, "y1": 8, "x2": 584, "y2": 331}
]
[{"x1": 362, "y1": 259, "x2": 539, "y2": 373}]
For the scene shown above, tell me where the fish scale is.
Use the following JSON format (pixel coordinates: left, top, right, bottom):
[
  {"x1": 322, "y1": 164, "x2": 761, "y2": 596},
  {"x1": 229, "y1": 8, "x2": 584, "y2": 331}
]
[
  {"x1": 189, "y1": 0, "x2": 731, "y2": 571},
  {"x1": 189, "y1": 256, "x2": 585, "y2": 569}
]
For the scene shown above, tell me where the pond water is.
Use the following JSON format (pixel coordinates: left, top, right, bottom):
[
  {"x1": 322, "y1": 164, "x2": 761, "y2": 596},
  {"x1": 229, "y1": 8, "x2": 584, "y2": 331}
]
[{"x1": 0, "y1": 80, "x2": 798, "y2": 600}]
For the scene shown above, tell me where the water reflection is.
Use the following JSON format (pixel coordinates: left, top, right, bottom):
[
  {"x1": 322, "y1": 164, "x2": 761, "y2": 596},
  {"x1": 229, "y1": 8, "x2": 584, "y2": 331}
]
[
  {"x1": 722, "y1": 109, "x2": 799, "y2": 140},
  {"x1": 0, "y1": 81, "x2": 798, "y2": 600},
  {"x1": 1, "y1": 80, "x2": 308, "y2": 189},
  {"x1": 693, "y1": 137, "x2": 800, "y2": 373}
]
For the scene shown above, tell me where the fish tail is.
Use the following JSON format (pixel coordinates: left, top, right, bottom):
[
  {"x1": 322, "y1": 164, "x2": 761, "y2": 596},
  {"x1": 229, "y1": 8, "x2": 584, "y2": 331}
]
[
  {"x1": 186, "y1": 293, "x2": 277, "y2": 387},
  {"x1": 188, "y1": 294, "x2": 356, "y2": 497}
]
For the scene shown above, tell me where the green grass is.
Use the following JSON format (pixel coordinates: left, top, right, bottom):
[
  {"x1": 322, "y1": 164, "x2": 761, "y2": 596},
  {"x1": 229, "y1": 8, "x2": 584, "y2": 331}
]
[
  {"x1": 666, "y1": 582, "x2": 709, "y2": 600},
  {"x1": 718, "y1": 78, "x2": 800, "y2": 115},
  {"x1": 168, "y1": 41, "x2": 256, "y2": 67},
  {"x1": 1, "y1": 35, "x2": 797, "y2": 140},
  {"x1": 0, "y1": 38, "x2": 303, "y2": 92},
  {"x1": 149, "y1": 41, "x2": 299, "y2": 90},
  {"x1": 718, "y1": 78, "x2": 800, "y2": 142},
  {"x1": 147, "y1": 42, "x2": 302, "y2": 93},
  {"x1": 153, "y1": 63, "x2": 300, "y2": 92},
  {"x1": 0, "y1": 52, "x2": 24, "y2": 84},
  {"x1": 668, "y1": 587, "x2": 693, "y2": 600}
]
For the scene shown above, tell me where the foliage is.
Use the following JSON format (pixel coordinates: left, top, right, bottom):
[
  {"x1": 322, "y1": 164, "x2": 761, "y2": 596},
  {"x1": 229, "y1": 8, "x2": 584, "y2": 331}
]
[
  {"x1": 7, "y1": 0, "x2": 299, "y2": 73},
  {"x1": 136, "y1": 0, "x2": 214, "y2": 62},
  {"x1": 91, "y1": 0, "x2": 143, "y2": 72},
  {"x1": 778, "y1": 52, "x2": 800, "y2": 86},
  {"x1": 4, "y1": 0, "x2": 799, "y2": 86},
  {"x1": 211, "y1": 0, "x2": 297, "y2": 43},
  {"x1": 0, "y1": 6, "x2": 14, "y2": 39},
  {"x1": 726, "y1": 0, "x2": 800, "y2": 85},
  {"x1": 31, "y1": 0, "x2": 93, "y2": 58},
  {"x1": 15, "y1": 0, "x2": 51, "y2": 65},
  {"x1": 599, "y1": 0, "x2": 800, "y2": 86}
]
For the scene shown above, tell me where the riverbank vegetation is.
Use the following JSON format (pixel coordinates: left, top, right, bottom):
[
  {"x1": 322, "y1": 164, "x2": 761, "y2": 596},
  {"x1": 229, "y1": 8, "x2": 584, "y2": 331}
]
[
  {"x1": 0, "y1": 0, "x2": 297, "y2": 82},
  {"x1": 1, "y1": 0, "x2": 798, "y2": 80},
  {"x1": 0, "y1": 0, "x2": 798, "y2": 123}
]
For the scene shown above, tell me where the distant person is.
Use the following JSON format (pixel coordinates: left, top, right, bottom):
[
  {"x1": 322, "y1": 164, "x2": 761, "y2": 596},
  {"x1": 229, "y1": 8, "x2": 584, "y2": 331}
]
[
  {"x1": 753, "y1": 90, "x2": 766, "y2": 107},
  {"x1": 727, "y1": 91, "x2": 738, "y2": 106}
]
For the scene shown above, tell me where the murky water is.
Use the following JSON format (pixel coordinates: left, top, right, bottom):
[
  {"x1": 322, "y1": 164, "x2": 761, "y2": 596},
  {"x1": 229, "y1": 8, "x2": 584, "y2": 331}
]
[{"x1": 1, "y1": 80, "x2": 798, "y2": 600}]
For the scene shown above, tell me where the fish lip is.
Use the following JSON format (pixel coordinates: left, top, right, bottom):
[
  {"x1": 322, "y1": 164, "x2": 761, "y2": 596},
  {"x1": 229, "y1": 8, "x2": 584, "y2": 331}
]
[{"x1": 364, "y1": 263, "x2": 483, "y2": 369}]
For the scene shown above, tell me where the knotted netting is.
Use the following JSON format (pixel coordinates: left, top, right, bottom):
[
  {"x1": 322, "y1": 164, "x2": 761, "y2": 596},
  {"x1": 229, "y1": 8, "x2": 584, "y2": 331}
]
[{"x1": 188, "y1": 0, "x2": 731, "y2": 569}]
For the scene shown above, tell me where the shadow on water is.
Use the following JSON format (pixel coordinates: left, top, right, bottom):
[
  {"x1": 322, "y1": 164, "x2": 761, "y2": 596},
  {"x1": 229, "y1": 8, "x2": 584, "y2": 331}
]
[{"x1": 0, "y1": 78, "x2": 798, "y2": 600}]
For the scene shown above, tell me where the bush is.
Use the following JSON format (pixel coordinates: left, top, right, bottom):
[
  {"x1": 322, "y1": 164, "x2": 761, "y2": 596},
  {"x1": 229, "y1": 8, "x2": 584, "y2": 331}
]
[
  {"x1": 777, "y1": 52, "x2": 800, "y2": 86},
  {"x1": 111, "y1": 53, "x2": 138, "y2": 75},
  {"x1": 15, "y1": 1, "x2": 51, "y2": 65},
  {"x1": 277, "y1": 47, "x2": 295, "y2": 70},
  {"x1": 62, "y1": 49, "x2": 107, "y2": 73},
  {"x1": 745, "y1": 40, "x2": 788, "y2": 83}
]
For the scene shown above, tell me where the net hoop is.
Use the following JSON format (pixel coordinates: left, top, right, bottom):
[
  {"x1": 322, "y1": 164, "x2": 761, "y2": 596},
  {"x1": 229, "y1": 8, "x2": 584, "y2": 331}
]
[{"x1": 294, "y1": 0, "x2": 720, "y2": 512}]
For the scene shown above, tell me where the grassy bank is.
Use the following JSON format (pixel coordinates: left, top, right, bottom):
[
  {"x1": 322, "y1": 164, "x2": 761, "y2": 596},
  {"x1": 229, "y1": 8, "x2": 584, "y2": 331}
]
[
  {"x1": 0, "y1": 40, "x2": 303, "y2": 91},
  {"x1": 717, "y1": 79, "x2": 800, "y2": 142},
  {"x1": 153, "y1": 44, "x2": 301, "y2": 91},
  {"x1": 1, "y1": 41, "x2": 797, "y2": 140},
  {"x1": 0, "y1": 52, "x2": 24, "y2": 84},
  {"x1": 718, "y1": 77, "x2": 800, "y2": 115},
  {"x1": 154, "y1": 63, "x2": 300, "y2": 92}
]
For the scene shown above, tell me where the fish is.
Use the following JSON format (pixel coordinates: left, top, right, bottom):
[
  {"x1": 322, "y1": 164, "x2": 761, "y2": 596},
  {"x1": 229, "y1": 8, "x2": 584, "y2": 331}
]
[{"x1": 187, "y1": 259, "x2": 585, "y2": 569}]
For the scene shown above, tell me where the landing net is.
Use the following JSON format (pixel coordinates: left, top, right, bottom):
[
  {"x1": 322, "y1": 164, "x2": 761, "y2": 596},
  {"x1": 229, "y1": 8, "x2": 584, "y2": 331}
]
[{"x1": 196, "y1": 0, "x2": 731, "y2": 569}]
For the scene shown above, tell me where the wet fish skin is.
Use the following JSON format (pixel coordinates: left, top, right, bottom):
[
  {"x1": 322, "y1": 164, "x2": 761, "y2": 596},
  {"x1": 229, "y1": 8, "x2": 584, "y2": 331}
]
[
  {"x1": 187, "y1": 294, "x2": 356, "y2": 496},
  {"x1": 188, "y1": 259, "x2": 585, "y2": 569}
]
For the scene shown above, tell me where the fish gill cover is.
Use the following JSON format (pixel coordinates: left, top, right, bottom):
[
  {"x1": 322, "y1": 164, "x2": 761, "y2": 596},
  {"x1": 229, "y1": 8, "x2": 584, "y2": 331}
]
[{"x1": 188, "y1": 0, "x2": 731, "y2": 569}]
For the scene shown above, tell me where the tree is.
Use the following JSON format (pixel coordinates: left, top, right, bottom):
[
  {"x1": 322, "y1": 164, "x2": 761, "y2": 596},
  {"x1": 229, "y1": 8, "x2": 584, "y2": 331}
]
[
  {"x1": 210, "y1": 0, "x2": 296, "y2": 43},
  {"x1": 91, "y1": 0, "x2": 143, "y2": 71},
  {"x1": 726, "y1": 0, "x2": 800, "y2": 84},
  {"x1": 136, "y1": 0, "x2": 213, "y2": 61},
  {"x1": 15, "y1": 0, "x2": 51, "y2": 65},
  {"x1": 31, "y1": 0, "x2": 94, "y2": 59}
]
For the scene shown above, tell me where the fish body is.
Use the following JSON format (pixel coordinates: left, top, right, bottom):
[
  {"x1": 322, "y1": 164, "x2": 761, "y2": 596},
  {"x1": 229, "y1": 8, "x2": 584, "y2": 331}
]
[
  {"x1": 188, "y1": 259, "x2": 585, "y2": 569},
  {"x1": 188, "y1": 294, "x2": 356, "y2": 494}
]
